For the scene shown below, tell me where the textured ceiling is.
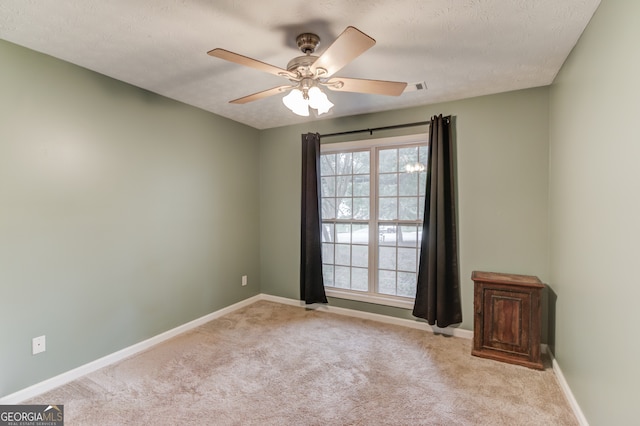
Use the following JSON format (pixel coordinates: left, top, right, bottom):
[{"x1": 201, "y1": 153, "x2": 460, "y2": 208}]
[{"x1": 0, "y1": 0, "x2": 600, "y2": 130}]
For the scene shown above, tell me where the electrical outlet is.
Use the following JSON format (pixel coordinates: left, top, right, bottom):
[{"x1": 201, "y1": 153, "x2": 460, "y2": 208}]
[
  {"x1": 32, "y1": 335, "x2": 46, "y2": 355},
  {"x1": 242, "y1": 275, "x2": 248, "y2": 286}
]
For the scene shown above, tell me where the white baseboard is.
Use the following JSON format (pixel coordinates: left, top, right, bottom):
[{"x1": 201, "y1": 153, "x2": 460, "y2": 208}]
[
  {"x1": 0, "y1": 295, "x2": 263, "y2": 404},
  {"x1": 546, "y1": 347, "x2": 589, "y2": 426},
  {"x1": 2, "y1": 292, "x2": 586, "y2": 426}
]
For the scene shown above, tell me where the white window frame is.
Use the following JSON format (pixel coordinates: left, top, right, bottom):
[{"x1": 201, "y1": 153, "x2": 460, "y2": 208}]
[{"x1": 320, "y1": 133, "x2": 428, "y2": 309}]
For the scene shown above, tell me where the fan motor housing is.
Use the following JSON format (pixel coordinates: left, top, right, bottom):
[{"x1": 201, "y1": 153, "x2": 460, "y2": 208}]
[{"x1": 286, "y1": 55, "x2": 319, "y2": 77}]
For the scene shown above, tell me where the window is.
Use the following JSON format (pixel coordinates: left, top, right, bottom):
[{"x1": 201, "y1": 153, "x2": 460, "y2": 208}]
[{"x1": 320, "y1": 134, "x2": 428, "y2": 308}]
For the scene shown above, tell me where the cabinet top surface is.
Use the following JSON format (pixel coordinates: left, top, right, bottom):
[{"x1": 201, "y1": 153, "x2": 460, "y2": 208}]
[{"x1": 471, "y1": 271, "x2": 544, "y2": 287}]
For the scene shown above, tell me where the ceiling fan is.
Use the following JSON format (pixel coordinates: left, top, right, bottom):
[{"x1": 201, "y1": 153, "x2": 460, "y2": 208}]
[{"x1": 207, "y1": 26, "x2": 408, "y2": 116}]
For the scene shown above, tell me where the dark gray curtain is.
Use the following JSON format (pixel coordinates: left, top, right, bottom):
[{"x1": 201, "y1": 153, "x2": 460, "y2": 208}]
[
  {"x1": 300, "y1": 133, "x2": 328, "y2": 304},
  {"x1": 413, "y1": 115, "x2": 462, "y2": 327}
]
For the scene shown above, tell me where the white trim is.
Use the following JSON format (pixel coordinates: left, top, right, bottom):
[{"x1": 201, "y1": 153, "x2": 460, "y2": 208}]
[
  {"x1": 321, "y1": 133, "x2": 428, "y2": 151},
  {"x1": 0, "y1": 295, "x2": 262, "y2": 404},
  {"x1": 325, "y1": 288, "x2": 415, "y2": 309},
  {"x1": 320, "y1": 134, "x2": 429, "y2": 306},
  {"x1": 546, "y1": 347, "x2": 590, "y2": 426},
  {"x1": 260, "y1": 294, "x2": 473, "y2": 340}
]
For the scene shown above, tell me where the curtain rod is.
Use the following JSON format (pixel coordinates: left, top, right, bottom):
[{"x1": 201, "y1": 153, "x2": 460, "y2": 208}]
[{"x1": 320, "y1": 120, "x2": 431, "y2": 138}]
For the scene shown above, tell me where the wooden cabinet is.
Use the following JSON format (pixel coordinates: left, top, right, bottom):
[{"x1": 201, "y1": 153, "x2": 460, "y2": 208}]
[{"x1": 471, "y1": 271, "x2": 544, "y2": 370}]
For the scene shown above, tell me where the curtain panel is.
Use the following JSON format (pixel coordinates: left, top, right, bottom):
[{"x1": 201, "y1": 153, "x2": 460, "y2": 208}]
[
  {"x1": 413, "y1": 115, "x2": 462, "y2": 327},
  {"x1": 300, "y1": 132, "x2": 328, "y2": 304}
]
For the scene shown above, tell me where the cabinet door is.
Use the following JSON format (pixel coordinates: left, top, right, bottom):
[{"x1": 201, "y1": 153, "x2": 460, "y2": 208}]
[{"x1": 482, "y1": 288, "x2": 532, "y2": 356}]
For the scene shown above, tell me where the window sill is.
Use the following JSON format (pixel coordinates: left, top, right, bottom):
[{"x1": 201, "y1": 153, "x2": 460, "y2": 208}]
[{"x1": 325, "y1": 288, "x2": 415, "y2": 310}]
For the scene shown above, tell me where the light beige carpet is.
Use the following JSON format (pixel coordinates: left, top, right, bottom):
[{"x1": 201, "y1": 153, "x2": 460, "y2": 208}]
[{"x1": 27, "y1": 300, "x2": 577, "y2": 425}]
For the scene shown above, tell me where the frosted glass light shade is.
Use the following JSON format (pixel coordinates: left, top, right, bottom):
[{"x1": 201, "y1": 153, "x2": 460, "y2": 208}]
[
  {"x1": 282, "y1": 86, "x2": 334, "y2": 116},
  {"x1": 308, "y1": 86, "x2": 334, "y2": 115},
  {"x1": 282, "y1": 89, "x2": 309, "y2": 116}
]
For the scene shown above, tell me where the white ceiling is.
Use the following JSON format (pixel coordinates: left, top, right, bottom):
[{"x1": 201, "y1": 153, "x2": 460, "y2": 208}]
[{"x1": 0, "y1": 0, "x2": 600, "y2": 130}]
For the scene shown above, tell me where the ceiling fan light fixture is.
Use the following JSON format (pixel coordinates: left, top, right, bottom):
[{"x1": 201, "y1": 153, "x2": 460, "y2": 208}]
[
  {"x1": 209, "y1": 26, "x2": 407, "y2": 117},
  {"x1": 282, "y1": 86, "x2": 334, "y2": 117},
  {"x1": 307, "y1": 86, "x2": 334, "y2": 115},
  {"x1": 282, "y1": 89, "x2": 309, "y2": 116}
]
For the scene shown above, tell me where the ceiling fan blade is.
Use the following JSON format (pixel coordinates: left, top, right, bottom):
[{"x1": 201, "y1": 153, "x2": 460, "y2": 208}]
[
  {"x1": 208, "y1": 48, "x2": 297, "y2": 79},
  {"x1": 311, "y1": 26, "x2": 376, "y2": 77},
  {"x1": 325, "y1": 77, "x2": 408, "y2": 96},
  {"x1": 230, "y1": 85, "x2": 294, "y2": 104}
]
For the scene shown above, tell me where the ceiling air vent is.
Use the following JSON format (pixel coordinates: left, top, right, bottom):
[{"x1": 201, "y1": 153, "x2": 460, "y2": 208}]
[{"x1": 404, "y1": 81, "x2": 428, "y2": 93}]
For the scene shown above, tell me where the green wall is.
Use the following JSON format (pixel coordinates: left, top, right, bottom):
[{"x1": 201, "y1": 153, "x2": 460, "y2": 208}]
[
  {"x1": 259, "y1": 87, "x2": 550, "y2": 334},
  {"x1": 549, "y1": 1, "x2": 640, "y2": 424},
  {"x1": 0, "y1": 40, "x2": 261, "y2": 397}
]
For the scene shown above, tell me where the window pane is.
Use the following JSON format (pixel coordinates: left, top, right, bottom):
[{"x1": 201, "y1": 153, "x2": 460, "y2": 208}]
[
  {"x1": 352, "y1": 245, "x2": 368, "y2": 268},
  {"x1": 419, "y1": 146, "x2": 429, "y2": 166},
  {"x1": 322, "y1": 243, "x2": 334, "y2": 264},
  {"x1": 321, "y1": 154, "x2": 336, "y2": 176},
  {"x1": 399, "y1": 147, "x2": 418, "y2": 172},
  {"x1": 399, "y1": 197, "x2": 419, "y2": 220},
  {"x1": 335, "y1": 244, "x2": 351, "y2": 266},
  {"x1": 353, "y1": 151, "x2": 370, "y2": 174},
  {"x1": 379, "y1": 173, "x2": 397, "y2": 196},
  {"x1": 397, "y1": 247, "x2": 417, "y2": 272},
  {"x1": 379, "y1": 224, "x2": 396, "y2": 246},
  {"x1": 418, "y1": 196, "x2": 425, "y2": 221},
  {"x1": 337, "y1": 198, "x2": 353, "y2": 219},
  {"x1": 397, "y1": 272, "x2": 417, "y2": 297},
  {"x1": 351, "y1": 267, "x2": 368, "y2": 291},
  {"x1": 323, "y1": 265, "x2": 334, "y2": 287},
  {"x1": 379, "y1": 198, "x2": 397, "y2": 220},
  {"x1": 336, "y1": 152, "x2": 353, "y2": 175},
  {"x1": 352, "y1": 224, "x2": 369, "y2": 244},
  {"x1": 353, "y1": 197, "x2": 369, "y2": 220},
  {"x1": 379, "y1": 149, "x2": 397, "y2": 173},
  {"x1": 321, "y1": 176, "x2": 336, "y2": 197},
  {"x1": 336, "y1": 224, "x2": 351, "y2": 242},
  {"x1": 322, "y1": 198, "x2": 336, "y2": 219},
  {"x1": 399, "y1": 172, "x2": 418, "y2": 196},
  {"x1": 335, "y1": 266, "x2": 350, "y2": 289},
  {"x1": 336, "y1": 176, "x2": 352, "y2": 197},
  {"x1": 378, "y1": 270, "x2": 396, "y2": 295},
  {"x1": 379, "y1": 246, "x2": 396, "y2": 270},
  {"x1": 321, "y1": 223, "x2": 334, "y2": 242},
  {"x1": 419, "y1": 171, "x2": 427, "y2": 194},
  {"x1": 353, "y1": 175, "x2": 370, "y2": 196},
  {"x1": 398, "y1": 225, "x2": 418, "y2": 247}
]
